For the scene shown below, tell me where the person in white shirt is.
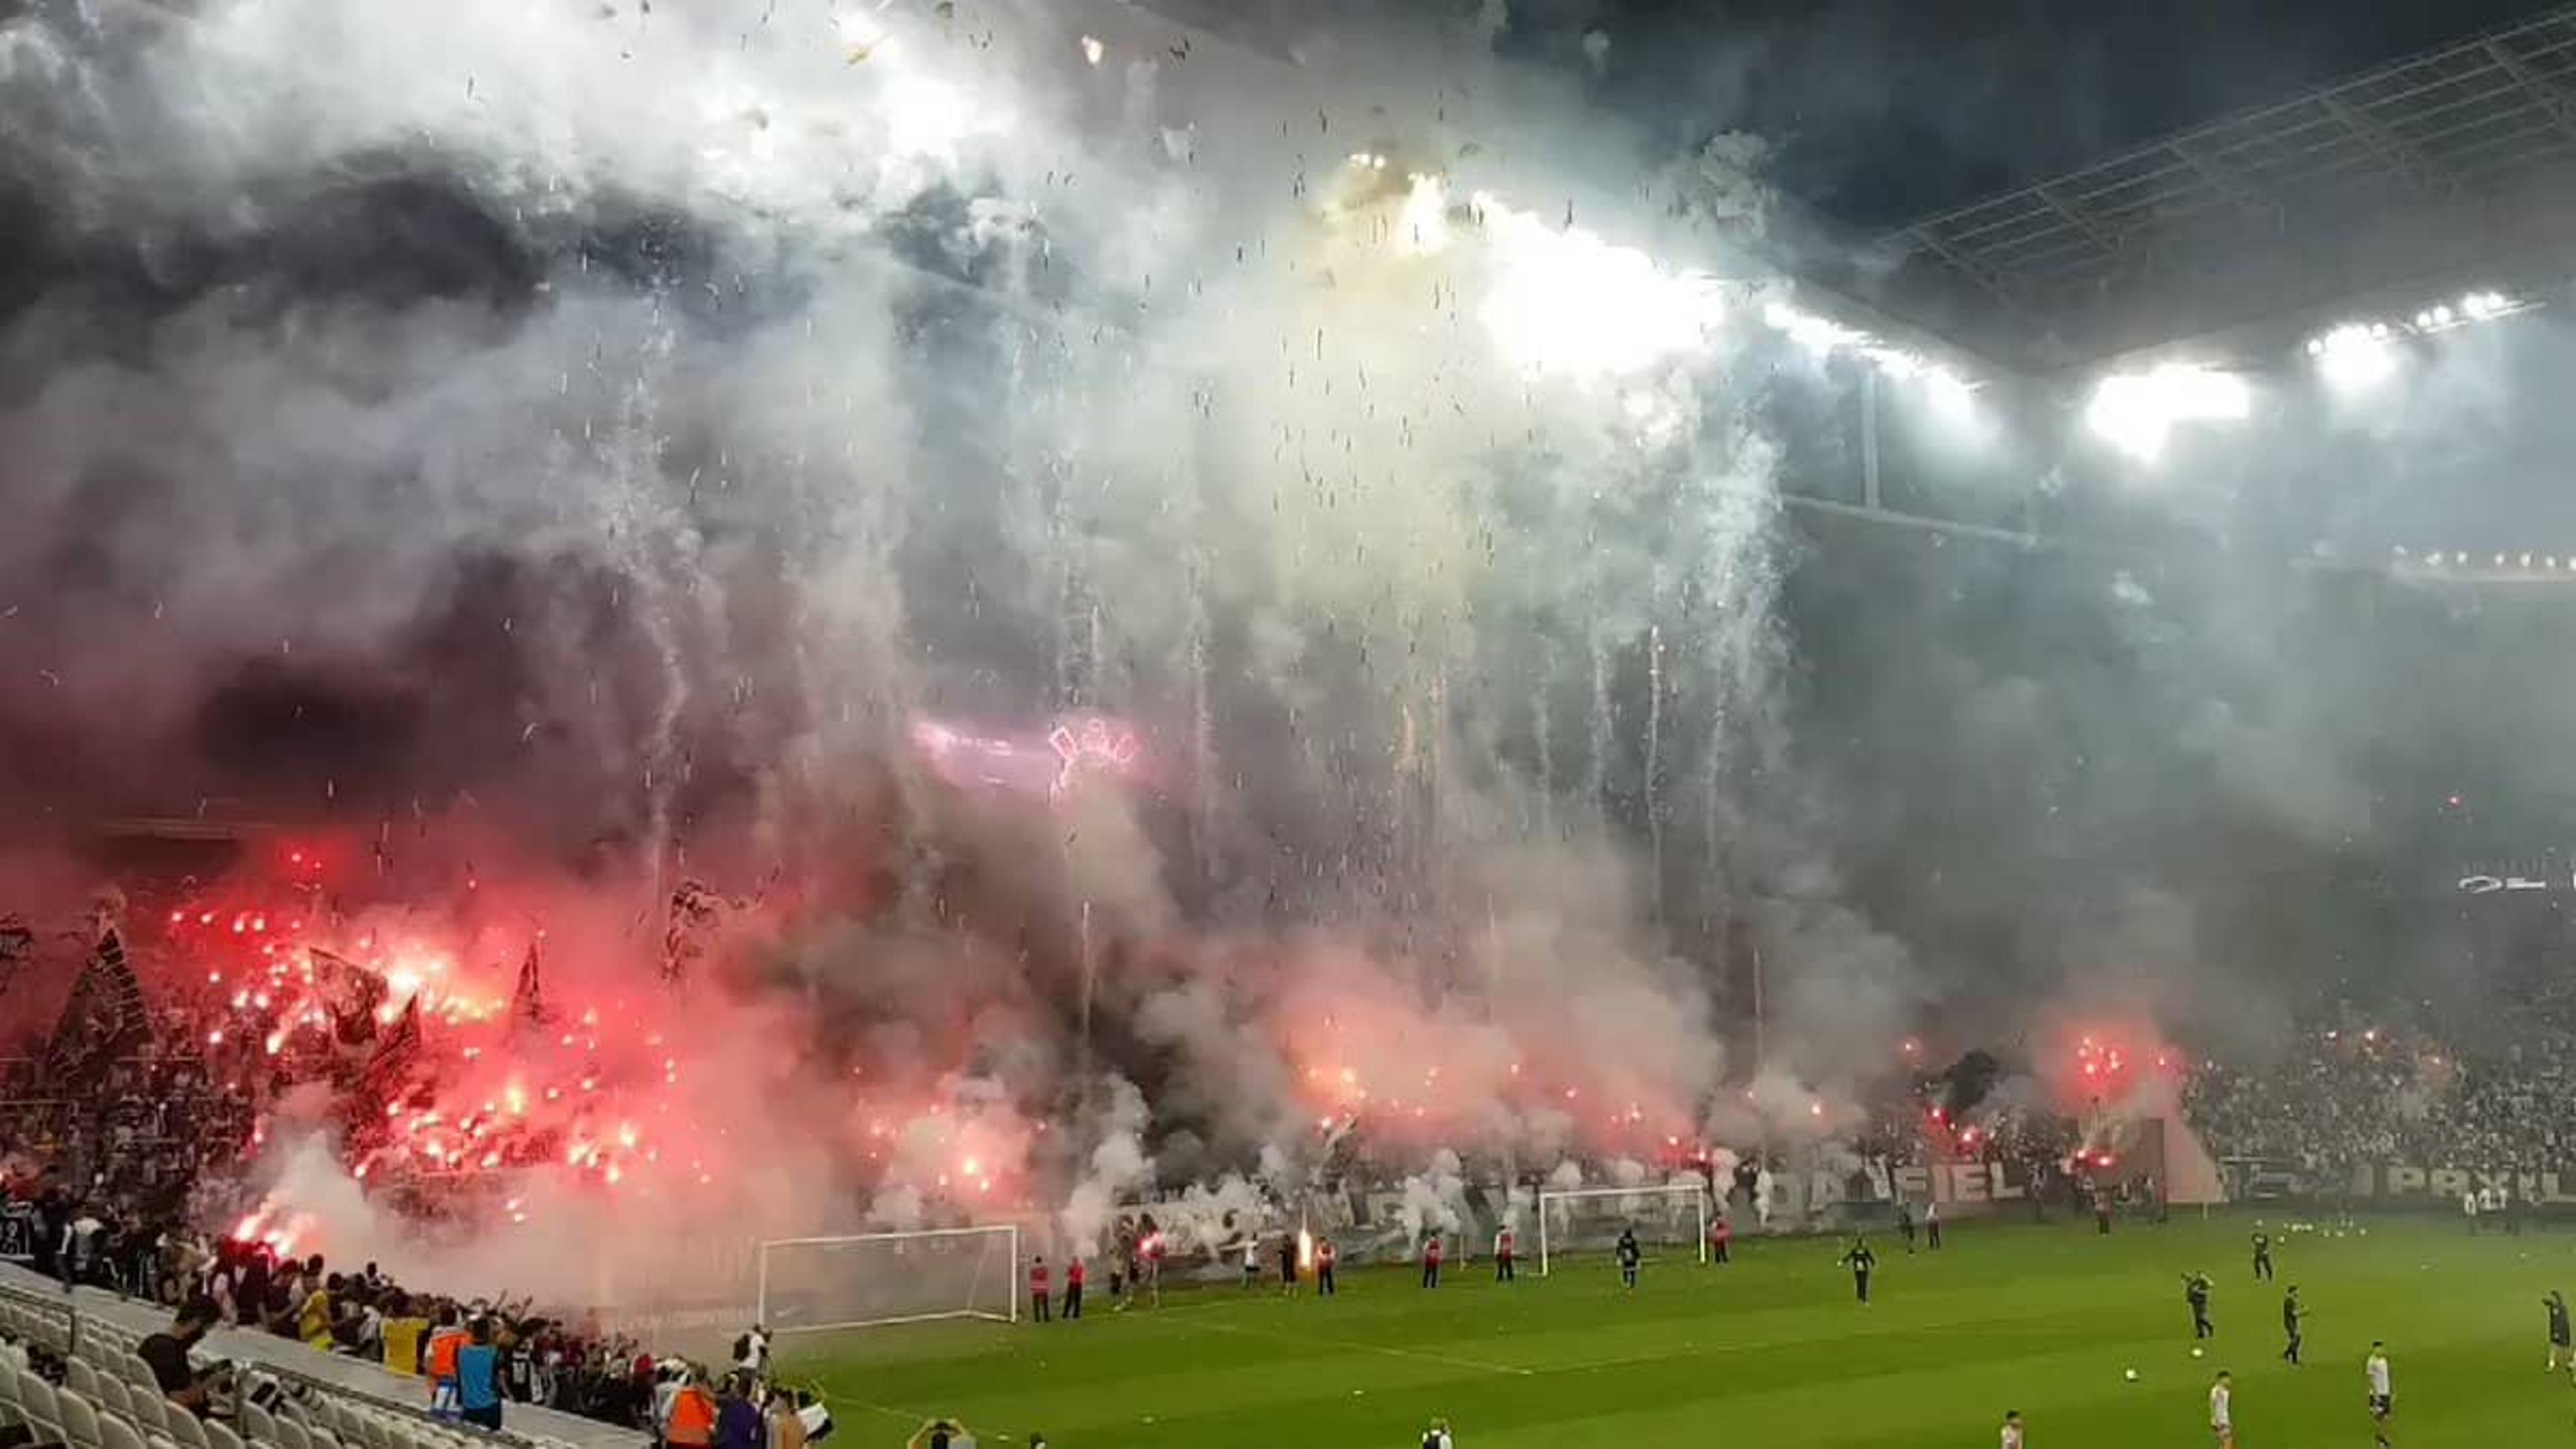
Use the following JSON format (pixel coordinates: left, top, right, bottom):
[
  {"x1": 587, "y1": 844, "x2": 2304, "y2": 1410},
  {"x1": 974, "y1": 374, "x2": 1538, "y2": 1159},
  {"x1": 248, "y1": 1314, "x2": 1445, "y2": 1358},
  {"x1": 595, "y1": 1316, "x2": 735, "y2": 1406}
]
[
  {"x1": 2208, "y1": 1371, "x2": 2235, "y2": 1448},
  {"x1": 2365, "y1": 1342, "x2": 2393, "y2": 1449},
  {"x1": 1999, "y1": 1409, "x2": 2025, "y2": 1449},
  {"x1": 1419, "y1": 1418, "x2": 1454, "y2": 1449},
  {"x1": 2463, "y1": 1189, "x2": 2479, "y2": 1233}
]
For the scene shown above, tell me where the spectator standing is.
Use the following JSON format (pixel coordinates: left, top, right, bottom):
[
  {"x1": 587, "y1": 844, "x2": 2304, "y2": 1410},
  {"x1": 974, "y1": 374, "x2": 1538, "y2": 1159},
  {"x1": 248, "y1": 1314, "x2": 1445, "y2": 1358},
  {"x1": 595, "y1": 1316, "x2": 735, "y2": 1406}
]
[
  {"x1": 765, "y1": 1389, "x2": 808, "y2": 1449},
  {"x1": 426, "y1": 1306, "x2": 466, "y2": 1417},
  {"x1": 665, "y1": 1371, "x2": 718, "y2": 1449},
  {"x1": 456, "y1": 1319, "x2": 504, "y2": 1431},
  {"x1": 714, "y1": 1375, "x2": 763, "y2": 1449},
  {"x1": 1061, "y1": 1257, "x2": 1084, "y2": 1320}
]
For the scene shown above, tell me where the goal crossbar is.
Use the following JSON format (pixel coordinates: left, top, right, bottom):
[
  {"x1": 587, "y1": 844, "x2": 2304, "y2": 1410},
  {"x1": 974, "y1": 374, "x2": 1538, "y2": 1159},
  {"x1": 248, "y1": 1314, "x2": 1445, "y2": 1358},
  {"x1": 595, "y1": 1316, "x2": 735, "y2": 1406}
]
[
  {"x1": 757, "y1": 1224, "x2": 1020, "y2": 1334},
  {"x1": 1535, "y1": 1184, "x2": 1708, "y2": 1277}
]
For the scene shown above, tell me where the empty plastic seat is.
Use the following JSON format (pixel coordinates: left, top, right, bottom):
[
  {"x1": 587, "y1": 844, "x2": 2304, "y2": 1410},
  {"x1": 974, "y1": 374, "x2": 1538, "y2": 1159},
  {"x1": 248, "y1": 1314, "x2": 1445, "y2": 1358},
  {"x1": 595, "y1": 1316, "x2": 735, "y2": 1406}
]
[
  {"x1": 56, "y1": 1386, "x2": 105, "y2": 1449},
  {"x1": 94, "y1": 1374, "x2": 133, "y2": 1417},
  {"x1": 161, "y1": 1403, "x2": 209, "y2": 1449},
  {"x1": 126, "y1": 1393, "x2": 168, "y2": 1434},
  {"x1": 204, "y1": 1417, "x2": 246, "y2": 1449},
  {"x1": 17, "y1": 1369, "x2": 64, "y2": 1443},
  {"x1": 101, "y1": 1409, "x2": 149, "y2": 1449},
  {"x1": 66, "y1": 1359, "x2": 102, "y2": 1399}
]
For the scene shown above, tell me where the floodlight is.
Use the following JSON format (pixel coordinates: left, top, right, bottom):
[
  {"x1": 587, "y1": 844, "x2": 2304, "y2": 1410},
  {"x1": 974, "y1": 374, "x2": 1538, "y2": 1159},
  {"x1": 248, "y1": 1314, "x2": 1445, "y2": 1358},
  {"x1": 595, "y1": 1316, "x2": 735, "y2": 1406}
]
[
  {"x1": 2311, "y1": 324, "x2": 2398, "y2": 392},
  {"x1": 2084, "y1": 364, "x2": 2251, "y2": 464}
]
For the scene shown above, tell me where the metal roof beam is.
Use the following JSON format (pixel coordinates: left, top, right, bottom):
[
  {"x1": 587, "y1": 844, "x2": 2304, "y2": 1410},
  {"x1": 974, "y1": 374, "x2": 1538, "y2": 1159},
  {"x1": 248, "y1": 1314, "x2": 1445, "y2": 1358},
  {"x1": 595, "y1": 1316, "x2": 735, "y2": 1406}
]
[
  {"x1": 2167, "y1": 138, "x2": 2288, "y2": 231},
  {"x1": 2483, "y1": 36, "x2": 2576, "y2": 145},
  {"x1": 2031, "y1": 183, "x2": 2126, "y2": 258},
  {"x1": 1904, "y1": 222, "x2": 2028, "y2": 310},
  {"x1": 2318, "y1": 92, "x2": 2453, "y2": 196}
]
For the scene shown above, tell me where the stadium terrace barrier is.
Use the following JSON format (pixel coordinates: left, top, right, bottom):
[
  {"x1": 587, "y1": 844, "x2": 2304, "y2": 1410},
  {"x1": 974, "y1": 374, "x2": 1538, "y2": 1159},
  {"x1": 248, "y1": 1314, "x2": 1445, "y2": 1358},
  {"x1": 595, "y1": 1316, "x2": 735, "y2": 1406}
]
[
  {"x1": 2224, "y1": 1159, "x2": 2576, "y2": 1212},
  {"x1": 0, "y1": 1263, "x2": 631, "y2": 1449}
]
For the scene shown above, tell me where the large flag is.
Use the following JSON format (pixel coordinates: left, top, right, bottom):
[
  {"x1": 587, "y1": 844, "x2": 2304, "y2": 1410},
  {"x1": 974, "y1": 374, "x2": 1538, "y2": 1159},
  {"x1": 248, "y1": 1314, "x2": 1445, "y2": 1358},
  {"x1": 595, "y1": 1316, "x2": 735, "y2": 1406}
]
[
  {"x1": 661, "y1": 880, "x2": 724, "y2": 985},
  {"x1": 44, "y1": 926, "x2": 148, "y2": 1079},
  {"x1": 356, "y1": 998, "x2": 423, "y2": 1102},
  {"x1": 510, "y1": 940, "x2": 549, "y2": 1026},
  {"x1": 0, "y1": 914, "x2": 30, "y2": 1002},
  {"x1": 313, "y1": 947, "x2": 389, "y2": 1047}
]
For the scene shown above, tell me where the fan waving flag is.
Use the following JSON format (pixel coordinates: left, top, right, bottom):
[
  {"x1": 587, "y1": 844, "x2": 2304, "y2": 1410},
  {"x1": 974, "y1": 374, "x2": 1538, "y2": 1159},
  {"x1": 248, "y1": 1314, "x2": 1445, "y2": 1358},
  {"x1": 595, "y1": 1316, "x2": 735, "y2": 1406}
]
[{"x1": 44, "y1": 926, "x2": 148, "y2": 1080}]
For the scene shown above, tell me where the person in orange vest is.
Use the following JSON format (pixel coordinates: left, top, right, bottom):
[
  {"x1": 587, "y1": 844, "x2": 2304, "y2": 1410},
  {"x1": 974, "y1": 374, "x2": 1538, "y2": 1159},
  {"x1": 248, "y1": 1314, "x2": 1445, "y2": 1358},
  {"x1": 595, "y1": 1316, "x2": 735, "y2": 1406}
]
[
  {"x1": 1028, "y1": 1256, "x2": 1051, "y2": 1323},
  {"x1": 1062, "y1": 1256, "x2": 1085, "y2": 1319},
  {"x1": 665, "y1": 1369, "x2": 720, "y2": 1449},
  {"x1": 1316, "y1": 1238, "x2": 1338, "y2": 1296},
  {"x1": 1421, "y1": 1233, "x2": 1444, "y2": 1289},
  {"x1": 1493, "y1": 1226, "x2": 1517, "y2": 1283},
  {"x1": 425, "y1": 1305, "x2": 466, "y2": 1419}
]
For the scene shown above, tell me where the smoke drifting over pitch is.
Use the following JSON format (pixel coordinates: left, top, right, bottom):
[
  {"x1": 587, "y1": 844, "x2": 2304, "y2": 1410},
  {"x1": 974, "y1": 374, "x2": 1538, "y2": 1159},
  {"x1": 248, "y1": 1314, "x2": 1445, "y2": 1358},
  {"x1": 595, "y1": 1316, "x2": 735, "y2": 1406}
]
[{"x1": 9, "y1": 0, "x2": 2557, "y2": 1301}]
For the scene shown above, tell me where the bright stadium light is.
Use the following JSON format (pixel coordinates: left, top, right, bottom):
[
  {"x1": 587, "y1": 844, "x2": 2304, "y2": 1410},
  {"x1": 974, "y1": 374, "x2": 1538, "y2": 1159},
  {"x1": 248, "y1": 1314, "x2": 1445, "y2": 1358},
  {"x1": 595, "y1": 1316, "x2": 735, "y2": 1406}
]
[
  {"x1": 2084, "y1": 363, "x2": 2251, "y2": 464},
  {"x1": 2461, "y1": 290, "x2": 2510, "y2": 321},
  {"x1": 2308, "y1": 323, "x2": 2399, "y2": 392}
]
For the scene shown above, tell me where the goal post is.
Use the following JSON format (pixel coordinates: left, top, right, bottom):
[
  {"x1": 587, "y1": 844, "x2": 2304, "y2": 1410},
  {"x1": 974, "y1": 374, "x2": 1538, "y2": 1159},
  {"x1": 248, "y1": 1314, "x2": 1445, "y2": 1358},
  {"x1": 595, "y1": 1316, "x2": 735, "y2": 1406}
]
[
  {"x1": 756, "y1": 1225, "x2": 1020, "y2": 1333},
  {"x1": 1536, "y1": 1184, "x2": 1708, "y2": 1277}
]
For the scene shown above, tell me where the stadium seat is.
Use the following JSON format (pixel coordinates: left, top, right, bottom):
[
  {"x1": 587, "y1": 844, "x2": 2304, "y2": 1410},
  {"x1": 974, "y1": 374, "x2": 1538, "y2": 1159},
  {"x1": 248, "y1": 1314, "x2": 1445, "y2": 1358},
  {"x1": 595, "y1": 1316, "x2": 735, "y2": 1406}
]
[
  {"x1": 101, "y1": 1409, "x2": 149, "y2": 1449},
  {"x1": 160, "y1": 1404, "x2": 208, "y2": 1449},
  {"x1": 66, "y1": 1358, "x2": 101, "y2": 1398},
  {"x1": 17, "y1": 1369, "x2": 64, "y2": 1444},
  {"x1": 125, "y1": 1393, "x2": 167, "y2": 1435},
  {"x1": 56, "y1": 1387, "x2": 105, "y2": 1449},
  {"x1": 94, "y1": 1373, "x2": 133, "y2": 1417},
  {"x1": 204, "y1": 1416, "x2": 246, "y2": 1449}
]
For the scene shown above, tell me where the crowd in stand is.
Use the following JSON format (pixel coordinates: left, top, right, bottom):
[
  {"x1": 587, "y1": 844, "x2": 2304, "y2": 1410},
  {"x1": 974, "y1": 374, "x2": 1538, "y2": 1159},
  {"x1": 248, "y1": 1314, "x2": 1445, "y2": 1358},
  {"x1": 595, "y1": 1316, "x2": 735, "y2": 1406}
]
[
  {"x1": 2186, "y1": 981, "x2": 2576, "y2": 1177},
  {"x1": 0, "y1": 1168, "x2": 840, "y2": 1444}
]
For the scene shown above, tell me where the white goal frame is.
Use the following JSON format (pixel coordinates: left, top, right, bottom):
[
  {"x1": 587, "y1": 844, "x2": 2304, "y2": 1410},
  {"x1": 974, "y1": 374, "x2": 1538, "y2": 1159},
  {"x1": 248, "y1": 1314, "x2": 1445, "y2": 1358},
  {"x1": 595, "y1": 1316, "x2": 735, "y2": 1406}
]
[
  {"x1": 1536, "y1": 1184, "x2": 1708, "y2": 1277},
  {"x1": 756, "y1": 1224, "x2": 1020, "y2": 1332}
]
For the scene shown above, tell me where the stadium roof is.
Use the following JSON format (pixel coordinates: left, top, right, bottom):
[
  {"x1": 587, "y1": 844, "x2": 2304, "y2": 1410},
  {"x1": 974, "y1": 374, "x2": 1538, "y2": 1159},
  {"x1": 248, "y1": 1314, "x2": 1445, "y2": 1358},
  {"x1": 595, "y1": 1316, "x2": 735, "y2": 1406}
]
[{"x1": 1877, "y1": 4, "x2": 2576, "y2": 372}]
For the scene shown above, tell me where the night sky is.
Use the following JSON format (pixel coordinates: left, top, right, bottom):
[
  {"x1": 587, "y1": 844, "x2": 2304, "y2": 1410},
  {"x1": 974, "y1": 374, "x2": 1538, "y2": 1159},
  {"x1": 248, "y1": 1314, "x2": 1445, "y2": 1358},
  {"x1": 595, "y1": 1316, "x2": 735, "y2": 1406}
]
[{"x1": 1505, "y1": 0, "x2": 2573, "y2": 225}]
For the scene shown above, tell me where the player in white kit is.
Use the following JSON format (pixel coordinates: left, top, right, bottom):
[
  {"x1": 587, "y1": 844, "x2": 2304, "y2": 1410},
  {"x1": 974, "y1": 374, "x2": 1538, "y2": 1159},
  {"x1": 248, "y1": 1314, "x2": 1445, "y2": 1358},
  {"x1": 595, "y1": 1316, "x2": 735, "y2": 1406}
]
[
  {"x1": 2365, "y1": 1342, "x2": 2393, "y2": 1449},
  {"x1": 2208, "y1": 1370, "x2": 2235, "y2": 1448}
]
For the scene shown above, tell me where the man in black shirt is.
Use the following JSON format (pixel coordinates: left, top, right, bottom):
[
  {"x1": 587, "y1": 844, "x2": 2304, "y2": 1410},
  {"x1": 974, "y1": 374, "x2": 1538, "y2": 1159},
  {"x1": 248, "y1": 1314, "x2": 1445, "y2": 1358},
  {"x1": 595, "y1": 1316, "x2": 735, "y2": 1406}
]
[
  {"x1": 138, "y1": 1297, "x2": 224, "y2": 1415},
  {"x1": 2546, "y1": 1290, "x2": 2571, "y2": 1377},
  {"x1": 2279, "y1": 1287, "x2": 2306, "y2": 1366},
  {"x1": 2185, "y1": 1272, "x2": 2216, "y2": 1340},
  {"x1": 2251, "y1": 1232, "x2": 2273, "y2": 1283},
  {"x1": 1841, "y1": 1238, "x2": 1877, "y2": 1304}
]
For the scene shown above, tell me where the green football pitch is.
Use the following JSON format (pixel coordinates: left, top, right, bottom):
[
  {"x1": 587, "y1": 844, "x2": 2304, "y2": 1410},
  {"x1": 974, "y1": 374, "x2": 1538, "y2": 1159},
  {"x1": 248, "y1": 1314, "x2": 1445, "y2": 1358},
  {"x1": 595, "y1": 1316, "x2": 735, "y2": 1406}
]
[{"x1": 781, "y1": 1212, "x2": 2576, "y2": 1448}]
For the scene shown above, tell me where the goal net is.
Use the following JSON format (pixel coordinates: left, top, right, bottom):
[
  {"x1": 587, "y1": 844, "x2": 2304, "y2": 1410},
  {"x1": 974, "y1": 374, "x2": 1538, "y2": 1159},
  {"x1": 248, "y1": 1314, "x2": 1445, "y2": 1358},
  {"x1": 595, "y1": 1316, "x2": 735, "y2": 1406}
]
[
  {"x1": 1536, "y1": 1184, "x2": 1707, "y2": 1277},
  {"x1": 757, "y1": 1226, "x2": 1020, "y2": 1332}
]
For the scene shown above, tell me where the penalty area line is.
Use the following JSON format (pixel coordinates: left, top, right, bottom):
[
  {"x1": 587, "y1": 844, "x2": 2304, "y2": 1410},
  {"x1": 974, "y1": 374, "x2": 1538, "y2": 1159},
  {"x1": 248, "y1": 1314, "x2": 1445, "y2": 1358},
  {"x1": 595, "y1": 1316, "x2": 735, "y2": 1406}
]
[{"x1": 1175, "y1": 1315, "x2": 1537, "y2": 1377}]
